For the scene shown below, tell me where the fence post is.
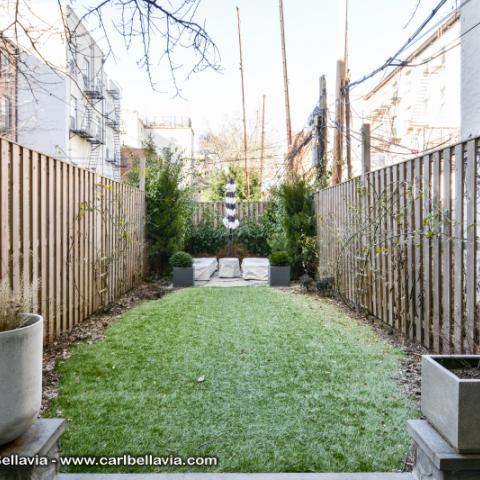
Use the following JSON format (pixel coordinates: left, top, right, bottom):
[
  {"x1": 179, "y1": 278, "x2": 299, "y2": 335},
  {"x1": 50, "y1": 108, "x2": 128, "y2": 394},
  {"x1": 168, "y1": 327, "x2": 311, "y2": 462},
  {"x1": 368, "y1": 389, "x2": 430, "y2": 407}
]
[{"x1": 361, "y1": 123, "x2": 371, "y2": 176}]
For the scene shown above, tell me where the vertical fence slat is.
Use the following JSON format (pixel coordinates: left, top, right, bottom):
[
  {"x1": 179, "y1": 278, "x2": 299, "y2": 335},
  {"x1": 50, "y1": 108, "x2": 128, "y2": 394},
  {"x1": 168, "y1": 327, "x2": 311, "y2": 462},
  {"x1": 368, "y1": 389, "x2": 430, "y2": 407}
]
[
  {"x1": 465, "y1": 140, "x2": 476, "y2": 353},
  {"x1": 55, "y1": 160, "x2": 62, "y2": 337},
  {"x1": 432, "y1": 151, "x2": 441, "y2": 352},
  {"x1": 374, "y1": 170, "x2": 382, "y2": 319},
  {"x1": 22, "y1": 148, "x2": 32, "y2": 310},
  {"x1": 453, "y1": 143, "x2": 464, "y2": 352},
  {"x1": 422, "y1": 155, "x2": 432, "y2": 349},
  {"x1": 406, "y1": 160, "x2": 414, "y2": 339},
  {"x1": 31, "y1": 151, "x2": 40, "y2": 313},
  {"x1": 11, "y1": 144, "x2": 21, "y2": 295},
  {"x1": 48, "y1": 158, "x2": 55, "y2": 340},
  {"x1": 398, "y1": 162, "x2": 406, "y2": 335},
  {"x1": 0, "y1": 141, "x2": 9, "y2": 280},
  {"x1": 442, "y1": 147, "x2": 452, "y2": 352},
  {"x1": 392, "y1": 165, "x2": 399, "y2": 330},
  {"x1": 414, "y1": 156, "x2": 423, "y2": 344},
  {"x1": 61, "y1": 162, "x2": 68, "y2": 332},
  {"x1": 40, "y1": 156, "x2": 48, "y2": 340}
]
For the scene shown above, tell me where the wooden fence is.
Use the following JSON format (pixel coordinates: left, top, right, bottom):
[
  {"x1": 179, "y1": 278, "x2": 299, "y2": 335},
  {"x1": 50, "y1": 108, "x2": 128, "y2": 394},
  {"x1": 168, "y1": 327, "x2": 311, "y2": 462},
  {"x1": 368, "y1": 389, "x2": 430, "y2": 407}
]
[
  {"x1": 315, "y1": 136, "x2": 480, "y2": 354},
  {"x1": 193, "y1": 201, "x2": 269, "y2": 226},
  {"x1": 0, "y1": 138, "x2": 145, "y2": 341}
]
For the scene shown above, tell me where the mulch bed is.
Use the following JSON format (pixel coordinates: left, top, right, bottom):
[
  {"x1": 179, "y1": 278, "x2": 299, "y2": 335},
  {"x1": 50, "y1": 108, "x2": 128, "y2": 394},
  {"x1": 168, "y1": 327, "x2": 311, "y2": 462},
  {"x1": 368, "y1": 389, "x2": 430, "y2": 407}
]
[{"x1": 41, "y1": 280, "x2": 171, "y2": 414}]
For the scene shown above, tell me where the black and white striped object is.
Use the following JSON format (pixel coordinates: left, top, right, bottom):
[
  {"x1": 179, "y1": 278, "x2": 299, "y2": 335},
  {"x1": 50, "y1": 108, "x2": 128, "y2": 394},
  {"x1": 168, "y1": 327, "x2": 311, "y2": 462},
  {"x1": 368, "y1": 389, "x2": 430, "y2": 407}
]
[{"x1": 222, "y1": 178, "x2": 239, "y2": 230}]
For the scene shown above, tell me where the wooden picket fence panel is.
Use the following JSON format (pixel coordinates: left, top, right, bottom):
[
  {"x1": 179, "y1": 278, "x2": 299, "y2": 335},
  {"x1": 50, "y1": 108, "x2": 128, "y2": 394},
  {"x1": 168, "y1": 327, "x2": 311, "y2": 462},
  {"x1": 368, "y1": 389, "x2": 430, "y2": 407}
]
[
  {"x1": 0, "y1": 137, "x2": 145, "y2": 342},
  {"x1": 193, "y1": 201, "x2": 269, "y2": 226},
  {"x1": 315, "y1": 136, "x2": 480, "y2": 354}
]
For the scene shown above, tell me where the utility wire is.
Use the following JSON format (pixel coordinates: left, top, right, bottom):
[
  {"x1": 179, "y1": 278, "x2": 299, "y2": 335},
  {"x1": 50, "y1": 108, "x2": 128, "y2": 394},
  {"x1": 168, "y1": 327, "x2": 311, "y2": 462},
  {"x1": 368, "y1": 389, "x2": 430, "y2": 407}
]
[
  {"x1": 398, "y1": 0, "x2": 473, "y2": 53},
  {"x1": 348, "y1": 0, "x2": 448, "y2": 90},
  {"x1": 403, "y1": 0, "x2": 422, "y2": 30},
  {"x1": 392, "y1": 18, "x2": 480, "y2": 67}
]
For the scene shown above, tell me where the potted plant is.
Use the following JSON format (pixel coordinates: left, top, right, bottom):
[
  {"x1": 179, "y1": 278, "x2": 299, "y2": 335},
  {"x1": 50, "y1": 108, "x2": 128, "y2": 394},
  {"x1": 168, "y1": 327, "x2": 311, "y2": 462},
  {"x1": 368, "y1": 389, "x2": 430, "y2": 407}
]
[
  {"x1": 170, "y1": 251, "x2": 194, "y2": 287},
  {"x1": 269, "y1": 251, "x2": 291, "y2": 287},
  {"x1": 421, "y1": 355, "x2": 480, "y2": 452},
  {"x1": 0, "y1": 279, "x2": 43, "y2": 446}
]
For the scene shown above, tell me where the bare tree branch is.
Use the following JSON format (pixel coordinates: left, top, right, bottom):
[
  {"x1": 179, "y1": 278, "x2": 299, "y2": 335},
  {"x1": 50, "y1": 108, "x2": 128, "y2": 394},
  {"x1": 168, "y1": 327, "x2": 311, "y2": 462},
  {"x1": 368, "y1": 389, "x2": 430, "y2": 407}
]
[{"x1": 1, "y1": 0, "x2": 220, "y2": 97}]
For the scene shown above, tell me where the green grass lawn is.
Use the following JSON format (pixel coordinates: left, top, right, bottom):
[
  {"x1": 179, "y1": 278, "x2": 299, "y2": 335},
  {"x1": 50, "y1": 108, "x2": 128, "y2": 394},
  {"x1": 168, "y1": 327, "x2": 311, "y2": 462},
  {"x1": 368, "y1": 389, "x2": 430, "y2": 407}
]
[{"x1": 48, "y1": 287, "x2": 416, "y2": 473}]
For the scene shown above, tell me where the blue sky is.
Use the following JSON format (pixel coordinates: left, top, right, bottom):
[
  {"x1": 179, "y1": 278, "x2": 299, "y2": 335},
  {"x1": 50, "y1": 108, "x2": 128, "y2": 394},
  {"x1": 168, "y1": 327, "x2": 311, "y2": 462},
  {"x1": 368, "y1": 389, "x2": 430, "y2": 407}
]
[{"x1": 79, "y1": 0, "x2": 459, "y2": 147}]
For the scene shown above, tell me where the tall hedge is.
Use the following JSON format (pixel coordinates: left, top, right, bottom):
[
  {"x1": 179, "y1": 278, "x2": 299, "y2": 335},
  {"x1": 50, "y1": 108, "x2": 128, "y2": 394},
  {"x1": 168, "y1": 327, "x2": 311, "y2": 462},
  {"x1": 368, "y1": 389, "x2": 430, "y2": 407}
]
[
  {"x1": 277, "y1": 178, "x2": 317, "y2": 278},
  {"x1": 145, "y1": 147, "x2": 189, "y2": 275}
]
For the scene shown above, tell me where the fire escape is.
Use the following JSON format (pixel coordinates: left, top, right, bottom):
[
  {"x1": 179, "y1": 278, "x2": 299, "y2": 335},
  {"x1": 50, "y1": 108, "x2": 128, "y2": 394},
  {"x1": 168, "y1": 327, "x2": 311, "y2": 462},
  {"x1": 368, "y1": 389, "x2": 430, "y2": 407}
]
[
  {"x1": 70, "y1": 73, "x2": 105, "y2": 173},
  {"x1": 105, "y1": 81, "x2": 122, "y2": 182}
]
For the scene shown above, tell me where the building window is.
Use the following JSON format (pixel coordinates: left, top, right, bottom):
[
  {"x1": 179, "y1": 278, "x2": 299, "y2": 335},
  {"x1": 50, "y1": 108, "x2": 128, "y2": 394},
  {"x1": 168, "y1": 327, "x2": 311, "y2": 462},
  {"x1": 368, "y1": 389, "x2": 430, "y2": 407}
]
[
  {"x1": 84, "y1": 58, "x2": 91, "y2": 87},
  {"x1": 440, "y1": 86, "x2": 446, "y2": 108},
  {"x1": 93, "y1": 115, "x2": 102, "y2": 139},
  {"x1": 70, "y1": 96, "x2": 77, "y2": 130},
  {"x1": 0, "y1": 51, "x2": 10, "y2": 78},
  {"x1": 69, "y1": 51, "x2": 76, "y2": 74},
  {"x1": 440, "y1": 46, "x2": 446, "y2": 66},
  {"x1": 0, "y1": 96, "x2": 11, "y2": 131}
]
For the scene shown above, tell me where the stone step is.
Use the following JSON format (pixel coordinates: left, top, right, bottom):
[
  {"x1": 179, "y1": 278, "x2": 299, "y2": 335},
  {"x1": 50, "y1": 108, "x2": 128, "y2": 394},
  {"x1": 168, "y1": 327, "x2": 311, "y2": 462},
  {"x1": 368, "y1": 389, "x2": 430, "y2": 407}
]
[{"x1": 60, "y1": 473, "x2": 414, "y2": 480}]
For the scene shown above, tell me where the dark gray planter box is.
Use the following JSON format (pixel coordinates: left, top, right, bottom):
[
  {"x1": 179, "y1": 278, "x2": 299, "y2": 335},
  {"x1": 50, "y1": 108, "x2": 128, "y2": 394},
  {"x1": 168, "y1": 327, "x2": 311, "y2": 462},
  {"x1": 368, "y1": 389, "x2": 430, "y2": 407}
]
[
  {"x1": 269, "y1": 266, "x2": 290, "y2": 287},
  {"x1": 173, "y1": 267, "x2": 194, "y2": 287},
  {"x1": 421, "y1": 355, "x2": 480, "y2": 453}
]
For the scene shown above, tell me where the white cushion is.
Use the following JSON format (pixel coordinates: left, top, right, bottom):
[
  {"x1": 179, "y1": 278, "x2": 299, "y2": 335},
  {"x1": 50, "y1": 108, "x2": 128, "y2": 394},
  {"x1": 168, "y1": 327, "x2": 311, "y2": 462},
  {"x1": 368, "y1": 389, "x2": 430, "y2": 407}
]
[
  {"x1": 218, "y1": 258, "x2": 241, "y2": 278},
  {"x1": 242, "y1": 257, "x2": 269, "y2": 281},
  {"x1": 193, "y1": 258, "x2": 218, "y2": 281}
]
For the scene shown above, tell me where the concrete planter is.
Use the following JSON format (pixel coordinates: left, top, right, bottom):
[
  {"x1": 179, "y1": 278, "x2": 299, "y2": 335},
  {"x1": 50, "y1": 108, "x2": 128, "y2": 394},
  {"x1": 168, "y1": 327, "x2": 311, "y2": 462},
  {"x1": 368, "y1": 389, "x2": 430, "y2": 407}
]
[
  {"x1": 173, "y1": 267, "x2": 194, "y2": 287},
  {"x1": 0, "y1": 314, "x2": 43, "y2": 446},
  {"x1": 421, "y1": 354, "x2": 480, "y2": 452},
  {"x1": 269, "y1": 266, "x2": 290, "y2": 287}
]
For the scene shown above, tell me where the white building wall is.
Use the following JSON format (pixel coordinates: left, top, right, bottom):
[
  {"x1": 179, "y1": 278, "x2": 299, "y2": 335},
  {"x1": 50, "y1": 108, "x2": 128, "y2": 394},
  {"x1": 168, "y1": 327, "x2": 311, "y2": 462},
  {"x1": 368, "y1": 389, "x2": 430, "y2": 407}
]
[
  {"x1": 144, "y1": 128, "x2": 194, "y2": 158},
  {"x1": 122, "y1": 111, "x2": 194, "y2": 158},
  {"x1": 461, "y1": 0, "x2": 480, "y2": 140},
  {"x1": 13, "y1": 3, "x2": 122, "y2": 180},
  {"x1": 17, "y1": 52, "x2": 68, "y2": 158},
  {"x1": 361, "y1": 15, "x2": 461, "y2": 170}
]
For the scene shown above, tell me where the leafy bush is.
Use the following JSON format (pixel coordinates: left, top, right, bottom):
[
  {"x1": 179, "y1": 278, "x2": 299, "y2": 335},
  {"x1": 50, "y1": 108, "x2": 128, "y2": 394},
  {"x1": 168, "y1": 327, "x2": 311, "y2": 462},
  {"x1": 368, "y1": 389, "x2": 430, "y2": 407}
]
[
  {"x1": 170, "y1": 251, "x2": 193, "y2": 268},
  {"x1": 184, "y1": 220, "x2": 227, "y2": 255},
  {"x1": 235, "y1": 220, "x2": 271, "y2": 257},
  {"x1": 277, "y1": 178, "x2": 317, "y2": 278},
  {"x1": 184, "y1": 217, "x2": 271, "y2": 258},
  {"x1": 269, "y1": 251, "x2": 290, "y2": 266}
]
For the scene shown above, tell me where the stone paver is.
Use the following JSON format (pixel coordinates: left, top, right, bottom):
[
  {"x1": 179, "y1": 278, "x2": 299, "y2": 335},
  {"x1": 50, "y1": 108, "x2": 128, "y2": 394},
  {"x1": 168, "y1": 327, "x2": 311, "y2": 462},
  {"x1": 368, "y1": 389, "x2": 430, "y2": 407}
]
[
  {"x1": 61, "y1": 473, "x2": 414, "y2": 480},
  {"x1": 0, "y1": 419, "x2": 64, "y2": 480},
  {"x1": 195, "y1": 271, "x2": 267, "y2": 288}
]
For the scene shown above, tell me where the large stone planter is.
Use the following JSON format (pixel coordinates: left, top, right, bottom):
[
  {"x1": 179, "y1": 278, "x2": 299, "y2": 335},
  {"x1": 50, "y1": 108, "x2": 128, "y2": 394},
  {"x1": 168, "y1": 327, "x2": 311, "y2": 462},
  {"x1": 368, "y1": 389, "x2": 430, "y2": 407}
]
[
  {"x1": 421, "y1": 354, "x2": 480, "y2": 452},
  {"x1": 173, "y1": 267, "x2": 194, "y2": 287},
  {"x1": 269, "y1": 266, "x2": 290, "y2": 287},
  {"x1": 0, "y1": 314, "x2": 43, "y2": 446}
]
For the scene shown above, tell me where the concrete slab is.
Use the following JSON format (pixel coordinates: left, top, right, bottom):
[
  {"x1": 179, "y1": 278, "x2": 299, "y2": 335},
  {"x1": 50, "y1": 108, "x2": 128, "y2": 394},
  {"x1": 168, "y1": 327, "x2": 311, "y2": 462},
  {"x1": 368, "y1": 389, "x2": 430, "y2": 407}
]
[
  {"x1": 0, "y1": 419, "x2": 64, "y2": 480},
  {"x1": 408, "y1": 419, "x2": 480, "y2": 471},
  {"x1": 60, "y1": 474, "x2": 413, "y2": 480},
  {"x1": 195, "y1": 271, "x2": 267, "y2": 288},
  {"x1": 0, "y1": 418, "x2": 64, "y2": 457}
]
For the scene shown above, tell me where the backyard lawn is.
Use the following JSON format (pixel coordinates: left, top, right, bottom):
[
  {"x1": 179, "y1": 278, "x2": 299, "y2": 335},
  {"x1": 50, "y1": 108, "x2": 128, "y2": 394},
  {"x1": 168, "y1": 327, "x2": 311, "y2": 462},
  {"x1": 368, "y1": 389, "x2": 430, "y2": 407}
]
[{"x1": 49, "y1": 288, "x2": 416, "y2": 473}]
